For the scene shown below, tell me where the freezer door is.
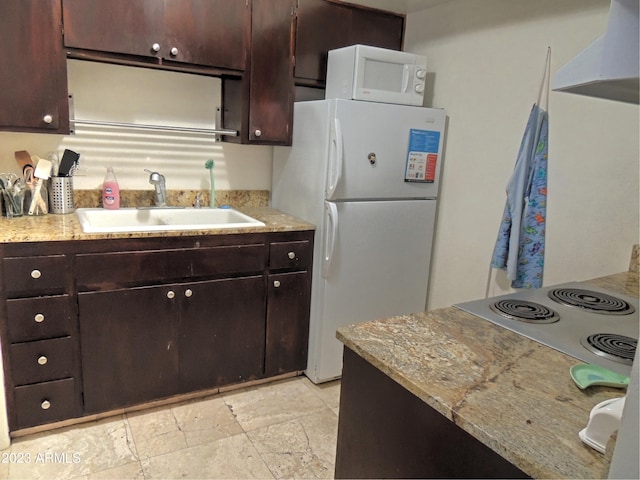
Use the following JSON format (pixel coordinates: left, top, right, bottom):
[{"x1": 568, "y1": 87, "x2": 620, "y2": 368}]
[
  {"x1": 307, "y1": 199, "x2": 437, "y2": 383},
  {"x1": 327, "y1": 99, "x2": 446, "y2": 201}
]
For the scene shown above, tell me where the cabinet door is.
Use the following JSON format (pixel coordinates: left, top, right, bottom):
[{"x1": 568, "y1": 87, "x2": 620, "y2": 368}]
[
  {"x1": 0, "y1": 0, "x2": 69, "y2": 133},
  {"x1": 164, "y1": 0, "x2": 249, "y2": 70},
  {"x1": 265, "y1": 271, "x2": 311, "y2": 376},
  {"x1": 179, "y1": 276, "x2": 265, "y2": 392},
  {"x1": 78, "y1": 285, "x2": 179, "y2": 414},
  {"x1": 294, "y1": 0, "x2": 351, "y2": 82},
  {"x1": 294, "y1": 0, "x2": 404, "y2": 83},
  {"x1": 62, "y1": 0, "x2": 164, "y2": 59},
  {"x1": 248, "y1": 0, "x2": 295, "y2": 144}
]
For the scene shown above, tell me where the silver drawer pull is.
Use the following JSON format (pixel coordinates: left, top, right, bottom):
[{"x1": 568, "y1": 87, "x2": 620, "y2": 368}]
[
  {"x1": 34, "y1": 313, "x2": 45, "y2": 323},
  {"x1": 37, "y1": 356, "x2": 48, "y2": 366},
  {"x1": 167, "y1": 291, "x2": 175, "y2": 299},
  {"x1": 288, "y1": 252, "x2": 296, "y2": 260},
  {"x1": 273, "y1": 280, "x2": 281, "y2": 288},
  {"x1": 185, "y1": 289, "x2": 193, "y2": 298},
  {"x1": 41, "y1": 400, "x2": 51, "y2": 410},
  {"x1": 30, "y1": 269, "x2": 42, "y2": 279}
]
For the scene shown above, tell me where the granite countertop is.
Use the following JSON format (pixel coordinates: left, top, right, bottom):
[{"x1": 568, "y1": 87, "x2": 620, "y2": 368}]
[
  {"x1": 337, "y1": 270, "x2": 639, "y2": 479},
  {"x1": 0, "y1": 206, "x2": 315, "y2": 243}
]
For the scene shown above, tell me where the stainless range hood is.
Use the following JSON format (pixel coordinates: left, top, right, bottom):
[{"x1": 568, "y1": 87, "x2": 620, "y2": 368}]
[{"x1": 553, "y1": 0, "x2": 639, "y2": 104}]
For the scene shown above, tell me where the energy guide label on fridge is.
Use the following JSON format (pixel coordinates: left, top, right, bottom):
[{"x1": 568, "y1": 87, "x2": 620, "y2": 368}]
[{"x1": 404, "y1": 129, "x2": 440, "y2": 183}]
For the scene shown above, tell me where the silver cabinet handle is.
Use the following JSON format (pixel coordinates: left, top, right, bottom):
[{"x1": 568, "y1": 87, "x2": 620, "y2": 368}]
[
  {"x1": 170, "y1": 47, "x2": 179, "y2": 56},
  {"x1": 254, "y1": 129, "x2": 262, "y2": 137},
  {"x1": 185, "y1": 289, "x2": 193, "y2": 298},
  {"x1": 152, "y1": 43, "x2": 161, "y2": 52},
  {"x1": 273, "y1": 280, "x2": 281, "y2": 288},
  {"x1": 167, "y1": 291, "x2": 175, "y2": 299},
  {"x1": 34, "y1": 313, "x2": 45, "y2": 323},
  {"x1": 38, "y1": 356, "x2": 48, "y2": 366},
  {"x1": 288, "y1": 252, "x2": 295, "y2": 259},
  {"x1": 41, "y1": 400, "x2": 51, "y2": 410},
  {"x1": 31, "y1": 269, "x2": 42, "y2": 279},
  {"x1": 43, "y1": 115, "x2": 53, "y2": 124}
]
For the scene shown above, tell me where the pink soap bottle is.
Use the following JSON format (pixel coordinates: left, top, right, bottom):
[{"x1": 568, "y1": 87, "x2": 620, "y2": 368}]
[{"x1": 102, "y1": 166, "x2": 120, "y2": 209}]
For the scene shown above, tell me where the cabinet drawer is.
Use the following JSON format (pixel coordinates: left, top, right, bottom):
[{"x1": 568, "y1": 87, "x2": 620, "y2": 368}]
[
  {"x1": 76, "y1": 244, "x2": 267, "y2": 289},
  {"x1": 6, "y1": 295, "x2": 75, "y2": 343},
  {"x1": 269, "y1": 241, "x2": 312, "y2": 271},
  {"x1": 2, "y1": 255, "x2": 71, "y2": 297},
  {"x1": 14, "y1": 378, "x2": 79, "y2": 429},
  {"x1": 9, "y1": 337, "x2": 75, "y2": 385}
]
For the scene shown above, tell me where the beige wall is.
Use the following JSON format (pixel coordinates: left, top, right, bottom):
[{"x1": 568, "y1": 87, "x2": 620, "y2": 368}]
[{"x1": 405, "y1": 0, "x2": 639, "y2": 309}]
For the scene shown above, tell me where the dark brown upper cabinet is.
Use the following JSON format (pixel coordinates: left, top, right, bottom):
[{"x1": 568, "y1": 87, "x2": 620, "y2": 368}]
[
  {"x1": 294, "y1": 0, "x2": 404, "y2": 85},
  {"x1": 223, "y1": 0, "x2": 296, "y2": 145},
  {"x1": 0, "y1": 0, "x2": 404, "y2": 144},
  {"x1": 62, "y1": 0, "x2": 250, "y2": 71},
  {"x1": 0, "y1": 0, "x2": 70, "y2": 134}
]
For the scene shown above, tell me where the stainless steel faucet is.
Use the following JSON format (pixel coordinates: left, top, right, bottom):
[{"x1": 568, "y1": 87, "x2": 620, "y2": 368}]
[{"x1": 145, "y1": 169, "x2": 167, "y2": 207}]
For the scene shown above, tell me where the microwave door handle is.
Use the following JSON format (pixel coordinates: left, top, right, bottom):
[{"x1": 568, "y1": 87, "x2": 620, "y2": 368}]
[
  {"x1": 322, "y1": 201, "x2": 338, "y2": 278},
  {"x1": 401, "y1": 64, "x2": 410, "y2": 93},
  {"x1": 327, "y1": 117, "x2": 343, "y2": 199}
]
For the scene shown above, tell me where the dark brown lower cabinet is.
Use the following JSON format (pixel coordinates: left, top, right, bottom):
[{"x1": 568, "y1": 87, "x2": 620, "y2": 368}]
[
  {"x1": 179, "y1": 276, "x2": 265, "y2": 392},
  {"x1": 1, "y1": 230, "x2": 313, "y2": 430},
  {"x1": 80, "y1": 277, "x2": 267, "y2": 413},
  {"x1": 78, "y1": 285, "x2": 180, "y2": 414},
  {"x1": 265, "y1": 271, "x2": 311, "y2": 376},
  {"x1": 335, "y1": 348, "x2": 529, "y2": 479},
  {"x1": 14, "y1": 379, "x2": 79, "y2": 429}
]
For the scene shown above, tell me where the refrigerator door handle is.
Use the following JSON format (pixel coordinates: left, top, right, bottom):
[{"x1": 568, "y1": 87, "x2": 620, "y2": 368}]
[
  {"x1": 322, "y1": 201, "x2": 338, "y2": 278},
  {"x1": 326, "y1": 117, "x2": 343, "y2": 199}
]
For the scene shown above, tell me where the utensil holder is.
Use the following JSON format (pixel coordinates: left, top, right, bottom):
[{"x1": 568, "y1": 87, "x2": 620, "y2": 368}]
[
  {"x1": 2, "y1": 189, "x2": 25, "y2": 217},
  {"x1": 49, "y1": 176, "x2": 75, "y2": 214}
]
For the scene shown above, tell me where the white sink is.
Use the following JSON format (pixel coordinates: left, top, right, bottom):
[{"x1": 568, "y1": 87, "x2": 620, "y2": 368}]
[{"x1": 76, "y1": 207, "x2": 265, "y2": 233}]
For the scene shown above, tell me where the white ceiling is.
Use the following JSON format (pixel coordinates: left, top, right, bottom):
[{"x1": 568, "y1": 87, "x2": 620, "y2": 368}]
[{"x1": 343, "y1": 0, "x2": 451, "y2": 14}]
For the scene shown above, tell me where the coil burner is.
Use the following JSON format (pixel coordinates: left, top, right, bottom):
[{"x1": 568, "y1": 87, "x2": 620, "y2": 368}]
[
  {"x1": 548, "y1": 288, "x2": 635, "y2": 315},
  {"x1": 580, "y1": 333, "x2": 637, "y2": 365},
  {"x1": 489, "y1": 299, "x2": 560, "y2": 324}
]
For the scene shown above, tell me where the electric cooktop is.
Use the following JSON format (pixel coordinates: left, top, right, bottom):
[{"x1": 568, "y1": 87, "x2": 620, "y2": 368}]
[{"x1": 454, "y1": 282, "x2": 639, "y2": 376}]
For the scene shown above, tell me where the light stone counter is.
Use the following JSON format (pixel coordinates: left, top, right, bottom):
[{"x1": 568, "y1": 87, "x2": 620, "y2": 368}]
[
  {"x1": 337, "y1": 270, "x2": 639, "y2": 479},
  {"x1": 0, "y1": 189, "x2": 314, "y2": 243},
  {"x1": 0, "y1": 206, "x2": 314, "y2": 243}
]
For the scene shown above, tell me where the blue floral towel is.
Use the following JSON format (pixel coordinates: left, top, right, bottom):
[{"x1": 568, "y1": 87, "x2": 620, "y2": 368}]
[{"x1": 491, "y1": 104, "x2": 548, "y2": 288}]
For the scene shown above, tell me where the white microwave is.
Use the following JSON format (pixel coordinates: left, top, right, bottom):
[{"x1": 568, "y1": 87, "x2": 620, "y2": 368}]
[{"x1": 325, "y1": 45, "x2": 427, "y2": 106}]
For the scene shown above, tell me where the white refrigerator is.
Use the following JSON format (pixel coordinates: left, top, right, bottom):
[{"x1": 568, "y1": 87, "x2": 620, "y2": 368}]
[{"x1": 272, "y1": 99, "x2": 446, "y2": 383}]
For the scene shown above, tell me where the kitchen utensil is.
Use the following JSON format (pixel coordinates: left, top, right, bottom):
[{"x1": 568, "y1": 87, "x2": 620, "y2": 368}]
[
  {"x1": 58, "y1": 149, "x2": 80, "y2": 177},
  {"x1": 14, "y1": 150, "x2": 33, "y2": 175},
  {"x1": 579, "y1": 396, "x2": 626, "y2": 453},
  {"x1": 28, "y1": 159, "x2": 52, "y2": 215},
  {"x1": 570, "y1": 364, "x2": 630, "y2": 390},
  {"x1": 23, "y1": 165, "x2": 34, "y2": 186},
  {"x1": 46, "y1": 151, "x2": 60, "y2": 176}
]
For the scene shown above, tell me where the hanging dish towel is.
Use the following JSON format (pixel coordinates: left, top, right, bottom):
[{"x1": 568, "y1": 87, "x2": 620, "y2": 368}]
[{"x1": 491, "y1": 49, "x2": 550, "y2": 289}]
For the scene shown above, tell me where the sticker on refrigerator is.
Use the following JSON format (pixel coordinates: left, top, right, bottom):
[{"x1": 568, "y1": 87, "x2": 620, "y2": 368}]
[{"x1": 404, "y1": 129, "x2": 440, "y2": 183}]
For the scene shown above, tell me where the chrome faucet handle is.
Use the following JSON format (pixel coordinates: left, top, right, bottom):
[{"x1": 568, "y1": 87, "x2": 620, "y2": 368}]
[
  {"x1": 144, "y1": 168, "x2": 167, "y2": 206},
  {"x1": 194, "y1": 193, "x2": 203, "y2": 208},
  {"x1": 144, "y1": 168, "x2": 165, "y2": 185}
]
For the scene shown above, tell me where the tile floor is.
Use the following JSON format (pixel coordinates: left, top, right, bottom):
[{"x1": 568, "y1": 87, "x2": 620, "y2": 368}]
[{"x1": 0, "y1": 376, "x2": 341, "y2": 480}]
